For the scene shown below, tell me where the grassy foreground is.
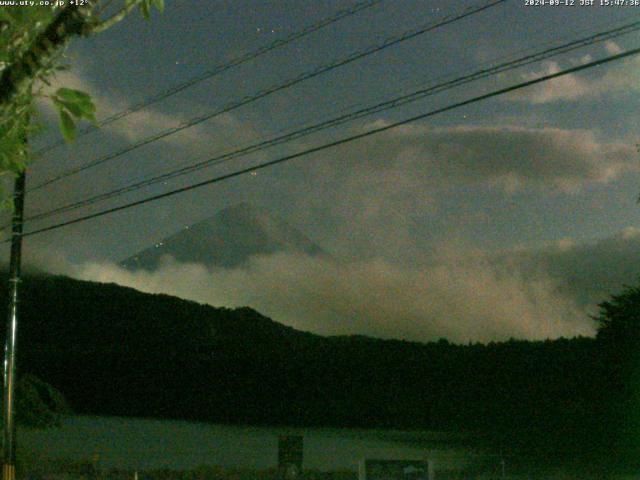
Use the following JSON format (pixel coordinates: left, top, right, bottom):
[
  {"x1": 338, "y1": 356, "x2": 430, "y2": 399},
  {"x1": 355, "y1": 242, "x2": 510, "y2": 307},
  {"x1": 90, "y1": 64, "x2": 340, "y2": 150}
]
[{"x1": 14, "y1": 458, "x2": 640, "y2": 480}]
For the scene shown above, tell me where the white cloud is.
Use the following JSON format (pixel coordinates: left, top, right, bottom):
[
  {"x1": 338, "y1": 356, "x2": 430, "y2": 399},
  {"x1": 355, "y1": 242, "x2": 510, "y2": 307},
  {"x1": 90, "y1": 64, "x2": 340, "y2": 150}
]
[
  {"x1": 556, "y1": 237, "x2": 575, "y2": 252},
  {"x1": 620, "y1": 226, "x2": 640, "y2": 240},
  {"x1": 68, "y1": 251, "x2": 591, "y2": 344},
  {"x1": 258, "y1": 124, "x2": 636, "y2": 262},
  {"x1": 505, "y1": 53, "x2": 640, "y2": 104},
  {"x1": 333, "y1": 124, "x2": 635, "y2": 194},
  {"x1": 507, "y1": 61, "x2": 590, "y2": 104},
  {"x1": 579, "y1": 54, "x2": 593, "y2": 65},
  {"x1": 604, "y1": 40, "x2": 623, "y2": 55},
  {"x1": 29, "y1": 225, "x2": 640, "y2": 344},
  {"x1": 37, "y1": 69, "x2": 258, "y2": 154}
]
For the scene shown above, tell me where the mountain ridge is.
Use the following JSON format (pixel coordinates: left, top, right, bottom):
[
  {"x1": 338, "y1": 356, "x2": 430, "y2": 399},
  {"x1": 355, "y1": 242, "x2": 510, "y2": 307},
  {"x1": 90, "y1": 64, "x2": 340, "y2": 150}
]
[
  {"x1": 121, "y1": 203, "x2": 327, "y2": 270},
  {"x1": 0, "y1": 270, "x2": 623, "y2": 465}
]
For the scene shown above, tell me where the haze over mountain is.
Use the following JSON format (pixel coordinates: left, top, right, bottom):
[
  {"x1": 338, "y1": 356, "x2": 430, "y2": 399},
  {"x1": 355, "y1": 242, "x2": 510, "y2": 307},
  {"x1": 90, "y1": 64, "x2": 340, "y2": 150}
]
[{"x1": 121, "y1": 203, "x2": 327, "y2": 270}]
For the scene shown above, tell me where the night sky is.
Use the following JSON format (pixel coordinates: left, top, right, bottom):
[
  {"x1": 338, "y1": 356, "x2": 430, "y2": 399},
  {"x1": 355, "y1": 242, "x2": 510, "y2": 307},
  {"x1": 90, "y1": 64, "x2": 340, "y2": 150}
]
[{"x1": 7, "y1": 0, "x2": 640, "y2": 342}]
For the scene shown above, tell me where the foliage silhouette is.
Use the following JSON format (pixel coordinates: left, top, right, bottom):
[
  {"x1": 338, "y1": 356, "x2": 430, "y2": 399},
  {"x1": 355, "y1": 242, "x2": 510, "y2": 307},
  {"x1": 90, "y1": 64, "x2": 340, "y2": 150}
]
[{"x1": 1, "y1": 271, "x2": 638, "y2": 470}]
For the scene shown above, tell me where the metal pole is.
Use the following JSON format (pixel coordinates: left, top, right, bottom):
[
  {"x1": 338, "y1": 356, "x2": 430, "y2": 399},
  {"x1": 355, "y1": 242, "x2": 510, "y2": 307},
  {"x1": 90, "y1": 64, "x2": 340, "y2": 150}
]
[{"x1": 3, "y1": 171, "x2": 26, "y2": 480}]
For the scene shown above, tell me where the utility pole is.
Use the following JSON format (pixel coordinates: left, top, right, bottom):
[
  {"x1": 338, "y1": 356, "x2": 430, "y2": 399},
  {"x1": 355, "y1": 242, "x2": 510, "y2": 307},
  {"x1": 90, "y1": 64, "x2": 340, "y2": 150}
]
[{"x1": 3, "y1": 171, "x2": 26, "y2": 480}]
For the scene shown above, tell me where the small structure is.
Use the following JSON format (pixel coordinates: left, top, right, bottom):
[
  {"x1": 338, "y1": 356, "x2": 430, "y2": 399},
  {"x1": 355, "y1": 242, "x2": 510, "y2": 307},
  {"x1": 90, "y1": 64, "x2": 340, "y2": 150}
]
[
  {"x1": 359, "y1": 459, "x2": 433, "y2": 480},
  {"x1": 278, "y1": 435, "x2": 303, "y2": 480},
  {"x1": 359, "y1": 457, "x2": 481, "y2": 480}
]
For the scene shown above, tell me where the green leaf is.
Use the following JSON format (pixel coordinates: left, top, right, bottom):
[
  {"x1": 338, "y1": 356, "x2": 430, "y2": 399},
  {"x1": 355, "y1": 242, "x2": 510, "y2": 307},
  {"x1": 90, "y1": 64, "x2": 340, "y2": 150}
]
[
  {"x1": 80, "y1": 97, "x2": 96, "y2": 116},
  {"x1": 55, "y1": 87, "x2": 91, "y2": 104},
  {"x1": 59, "y1": 110, "x2": 76, "y2": 143},
  {"x1": 151, "y1": 0, "x2": 164, "y2": 13},
  {"x1": 54, "y1": 97, "x2": 82, "y2": 118},
  {"x1": 53, "y1": 88, "x2": 96, "y2": 123},
  {"x1": 51, "y1": 96, "x2": 64, "y2": 114},
  {"x1": 140, "y1": 0, "x2": 151, "y2": 19},
  {"x1": 84, "y1": 110, "x2": 97, "y2": 125}
]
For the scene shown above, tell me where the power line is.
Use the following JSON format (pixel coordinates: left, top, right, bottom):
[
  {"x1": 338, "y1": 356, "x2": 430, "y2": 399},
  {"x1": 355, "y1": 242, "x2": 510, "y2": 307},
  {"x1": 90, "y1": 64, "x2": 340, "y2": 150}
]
[
  {"x1": 31, "y1": 0, "x2": 505, "y2": 190},
  {"x1": 22, "y1": 18, "x2": 640, "y2": 225},
  {"x1": 29, "y1": 0, "x2": 507, "y2": 192},
  {"x1": 18, "y1": 46, "x2": 640, "y2": 239},
  {"x1": 33, "y1": 0, "x2": 386, "y2": 157},
  {"x1": 370, "y1": 12, "x2": 640, "y2": 109}
]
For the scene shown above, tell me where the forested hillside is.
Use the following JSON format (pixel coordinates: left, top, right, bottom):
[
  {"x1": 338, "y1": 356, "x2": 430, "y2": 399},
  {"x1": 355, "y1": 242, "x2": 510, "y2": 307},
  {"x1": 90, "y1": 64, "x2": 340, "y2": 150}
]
[{"x1": 2, "y1": 272, "x2": 636, "y2": 468}]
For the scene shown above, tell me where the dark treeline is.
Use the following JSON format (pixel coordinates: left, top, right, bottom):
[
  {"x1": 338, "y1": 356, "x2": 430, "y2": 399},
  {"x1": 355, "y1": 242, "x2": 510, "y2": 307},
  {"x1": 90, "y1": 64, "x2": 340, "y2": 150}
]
[{"x1": 2, "y1": 273, "x2": 638, "y2": 470}]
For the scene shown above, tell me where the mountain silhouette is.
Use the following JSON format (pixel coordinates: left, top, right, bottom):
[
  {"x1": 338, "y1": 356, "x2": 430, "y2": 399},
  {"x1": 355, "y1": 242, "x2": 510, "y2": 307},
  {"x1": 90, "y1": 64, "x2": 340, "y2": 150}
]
[
  {"x1": 0, "y1": 270, "x2": 626, "y2": 467},
  {"x1": 121, "y1": 203, "x2": 326, "y2": 270}
]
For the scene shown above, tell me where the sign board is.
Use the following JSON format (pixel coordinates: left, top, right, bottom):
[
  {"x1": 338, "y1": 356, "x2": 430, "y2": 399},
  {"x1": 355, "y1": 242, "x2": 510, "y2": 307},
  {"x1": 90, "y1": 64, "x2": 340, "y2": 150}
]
[
  {"x1": 278, "y1": 435, "x2": 303, "y2": 480},
  {"x1": 359, "y1": 459, "x2": 433, "y2": 480}
]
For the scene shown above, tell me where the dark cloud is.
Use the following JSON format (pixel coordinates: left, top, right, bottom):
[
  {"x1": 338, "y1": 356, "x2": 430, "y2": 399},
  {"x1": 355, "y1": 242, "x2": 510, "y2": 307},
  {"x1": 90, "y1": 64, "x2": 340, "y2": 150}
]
[
  {"x1": 493, "y1": 228, "x2": 640, "y2": 313},
  {"x1": 334, "y1": 124, "x2": 635, "y2": 193}
]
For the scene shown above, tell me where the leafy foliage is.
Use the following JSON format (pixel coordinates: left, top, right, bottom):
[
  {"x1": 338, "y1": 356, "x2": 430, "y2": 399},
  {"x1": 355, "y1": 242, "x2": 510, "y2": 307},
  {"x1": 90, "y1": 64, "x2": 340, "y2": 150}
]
[
  {"x1": 595, "y1": 283, "x2": 640, "y2": 345},
  {"x1": 592, "y1": 283, "x2": 640, "y2": 466},
  {"x1": 0, "y1": 2, "x2": 163, "y2": 177},
  {"x1": 0, "y1": 7, "x2": 57, "y2": 70},
  {"x1": 0, "y1": 372, "x2": 69, "y2": 429},
  {"x1": 134, "y1": 0, "x2": 165, "y2": 19},
  {"x1": 0, "y1": 272, "x2": 613, "y2": 466},
  {"x1": 51, "y1": 87, "x2": 97, "y2": 142},
  {"x1": 0, "y1": 6, "x2": 60, "y2": 174},
  {"x1": 15, "y1": 373, "x2": 70, "y2": 429}
]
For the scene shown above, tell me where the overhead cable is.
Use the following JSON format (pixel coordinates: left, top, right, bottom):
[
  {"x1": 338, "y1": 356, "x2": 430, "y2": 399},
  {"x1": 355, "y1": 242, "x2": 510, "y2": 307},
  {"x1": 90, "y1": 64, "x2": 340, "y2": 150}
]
[
  {"x1": 18, "y1": 45, "x2": 640, "y2": 239},
  {"x1": 34, "y1": 0, "x2": 386, "y2": 156},
  {"x1": 29, "y1": 0, "x2": 507, "y2": 192},
  {"x1": 23, "y1": 19, "x2": 640, "y2": 224}
]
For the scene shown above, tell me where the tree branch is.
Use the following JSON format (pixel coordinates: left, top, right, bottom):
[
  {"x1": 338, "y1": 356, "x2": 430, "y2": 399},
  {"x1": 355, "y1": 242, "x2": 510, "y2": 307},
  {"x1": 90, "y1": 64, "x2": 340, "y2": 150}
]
[
  {"x1": 91, "y1": 0, "x2": 143, "y2": 34},
  {"x1": 0, "y1": 5, "x2": 94, "y2": 107}
]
